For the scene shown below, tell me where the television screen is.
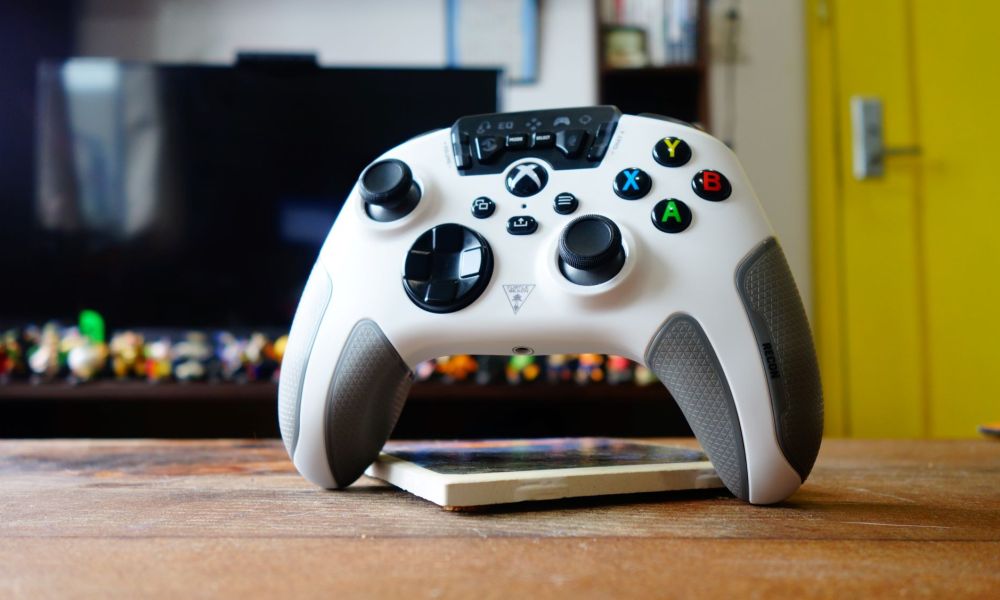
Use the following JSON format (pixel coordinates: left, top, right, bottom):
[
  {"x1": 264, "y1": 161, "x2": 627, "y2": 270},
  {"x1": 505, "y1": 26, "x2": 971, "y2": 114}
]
[{"x1": 6, "y1": 58, "x2": 499, "y2": 329}]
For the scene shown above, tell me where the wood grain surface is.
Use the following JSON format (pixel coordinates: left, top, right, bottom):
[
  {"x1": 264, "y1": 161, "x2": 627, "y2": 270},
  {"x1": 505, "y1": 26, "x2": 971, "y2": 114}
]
[{"x1": 1, "y1": 438, "x2": 998, "y2": 598}]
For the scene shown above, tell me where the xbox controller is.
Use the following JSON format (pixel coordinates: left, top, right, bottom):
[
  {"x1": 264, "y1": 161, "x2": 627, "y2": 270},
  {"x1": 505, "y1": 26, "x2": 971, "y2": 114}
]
[{"x1": 278, "y1": 106, "x2": 823, "y2": 504}]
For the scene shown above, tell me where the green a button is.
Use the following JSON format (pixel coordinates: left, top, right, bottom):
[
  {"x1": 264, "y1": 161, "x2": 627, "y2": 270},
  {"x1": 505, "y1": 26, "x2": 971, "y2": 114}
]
[{"x1": 651, "y1": 198, "x2": 692, "y2": 233}]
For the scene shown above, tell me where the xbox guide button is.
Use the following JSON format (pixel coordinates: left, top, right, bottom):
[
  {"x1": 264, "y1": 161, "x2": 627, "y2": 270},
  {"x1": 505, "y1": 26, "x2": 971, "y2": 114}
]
[{"x1": 505, "y1": 162, "x2": 548, "y2": 197}]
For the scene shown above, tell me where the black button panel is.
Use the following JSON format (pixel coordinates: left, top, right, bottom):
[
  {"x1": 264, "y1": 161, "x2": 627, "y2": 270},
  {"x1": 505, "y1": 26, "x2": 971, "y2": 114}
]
[
  {"x1": 651, "y1": 199, "x2": 693, "y2": 233},
  {"x1": 652, "y1": 137, "x2": 692, "y2": 167},
  {"x1": 505, "y1": 162, "x2": 548, "y2": 197},
  {"x1": 692, "y1": 169, "x2": 732, "y2": 201},
  {"x1": 403, "y1": 224, "x2": 493, "y2": 314},
  {"x1": 507, "y1": 215, "x2": 538, "y2": 235},
  {"x1": 613, "y1": 168, "x2": 652, "y2": 200},
  {"x1": 471, "y1": 196, "x2": 495, "y2": 219},
  {"x1": 451, "y1": 106, "x2": 620, "y2": 175},
  {"x1": 587, "y1": 122, "x2": 615, "y2": 161},
  {"x1": 553, "y1": 192, "x2": 579, "y2": 215}
]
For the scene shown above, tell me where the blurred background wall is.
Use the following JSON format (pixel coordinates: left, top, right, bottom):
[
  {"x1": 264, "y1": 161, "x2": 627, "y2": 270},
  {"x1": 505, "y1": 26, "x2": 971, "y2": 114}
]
[{"x1": 76, "y1": 0, "x2": 811, "y2": 313}]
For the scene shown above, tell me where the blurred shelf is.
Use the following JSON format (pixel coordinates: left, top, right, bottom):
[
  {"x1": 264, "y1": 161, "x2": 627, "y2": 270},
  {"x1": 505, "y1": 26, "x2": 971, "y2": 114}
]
[
  {"x1": 0, "y1": 381, "x2": 689, "y2": 439},
  {"x1": 0, "y1": 381, "x2": 277, "y2": 402},
  {"x1": 596, "y1": 0, "x2": 710, "y2": 127}
]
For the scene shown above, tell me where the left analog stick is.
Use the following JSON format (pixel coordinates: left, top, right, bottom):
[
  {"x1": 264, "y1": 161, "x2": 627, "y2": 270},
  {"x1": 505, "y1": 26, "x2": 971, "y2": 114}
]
[{"x1": 360, "y1": 159, "x2": 421, "y2": 222}]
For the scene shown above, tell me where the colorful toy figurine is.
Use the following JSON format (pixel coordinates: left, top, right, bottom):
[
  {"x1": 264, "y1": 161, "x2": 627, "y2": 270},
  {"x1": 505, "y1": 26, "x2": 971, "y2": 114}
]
[
  {"x1": 574, "y1": 353, "x2": 605, "y2": 385},
  {"x1": 216, "y1": 332, "x2": 247, "y2": 382},
  {"x1": 110, "y1": 331, "x2": 146, "y2": 379},
  {"x1": 474, "y1": 355, "x2": 506, "y2": 385},
  {"x1": 270, "y1": 334, "x2": 289, "y2": 382},
  {"x1": 27, "y1": 323, "x2": 63, "y2": 381},
  {"x1": 545, "y1": 354, "x2": 576, "y2": 384},
  {"x1": 414, "y1": 358, "x2": 438, "y2": 382},
  {"x1": 605, "y1": 355, "x2": 634, "y2": 385},
  {"x1": 144, "y1": 337, "x2": 173, "y2": 382},
  {"x1": 435, "y1": 354, "x2": 478, "y2": 383},
  {"x1": 241, "y1": 332, "x2": 279, "y2": 382},
  {"x1": 173, "y1": 332, "x2": 212, "y2": 382},
  {"x1": 506, "y1": 354, "x2": 541, "y2": 385},
  {"x1": 633, "y1": 364, "x2": 658, "y2": 386},
  {"x1": 66, "y1": 310, "x2": 110, "y2": 382},
  {"x1": 0, "y1": 332, "x2": 9, "y2": 381}
]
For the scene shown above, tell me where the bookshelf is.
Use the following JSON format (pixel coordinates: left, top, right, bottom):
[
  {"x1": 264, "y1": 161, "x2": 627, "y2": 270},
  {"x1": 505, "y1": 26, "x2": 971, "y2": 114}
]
[{"x1": 596, "y1": 0, "x2": 710, "y2": 127}]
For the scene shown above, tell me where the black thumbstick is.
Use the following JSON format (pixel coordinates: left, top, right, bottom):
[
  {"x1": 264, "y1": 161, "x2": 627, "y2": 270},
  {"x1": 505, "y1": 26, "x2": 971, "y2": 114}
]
[
  {"x1": 558, "y1": 214, "x2": 626, "y2": 286},
  {"x1": 359, "y1": 159, "x2": 421, "y2": 222}
]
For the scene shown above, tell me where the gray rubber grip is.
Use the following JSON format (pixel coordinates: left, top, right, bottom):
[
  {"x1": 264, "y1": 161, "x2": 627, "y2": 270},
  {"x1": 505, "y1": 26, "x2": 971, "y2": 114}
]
[
  {"x1": 736, "y1": 238, "x2": 823, "y2": 481},
  {"x1": 325, "y1": 319, "x2": 413, "y2": 487},
  {"x1": 277, "y1": 264, "x2": 332, "y2": 458},
  {"x1": 645, "y1": 314, "x2": 749, "y2": 500}
]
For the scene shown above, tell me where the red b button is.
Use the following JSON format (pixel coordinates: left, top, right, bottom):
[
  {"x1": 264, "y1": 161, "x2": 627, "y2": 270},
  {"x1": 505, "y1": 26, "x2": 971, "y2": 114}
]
[{"x1": 692, "y1": 169, "x2": 731, "y2": 201}]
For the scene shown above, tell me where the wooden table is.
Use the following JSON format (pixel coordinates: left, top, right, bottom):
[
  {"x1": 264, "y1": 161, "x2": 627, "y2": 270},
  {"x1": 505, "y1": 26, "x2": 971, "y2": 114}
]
[{"x1": 1, "y1": 439, "x2": 998, "y2": 598}]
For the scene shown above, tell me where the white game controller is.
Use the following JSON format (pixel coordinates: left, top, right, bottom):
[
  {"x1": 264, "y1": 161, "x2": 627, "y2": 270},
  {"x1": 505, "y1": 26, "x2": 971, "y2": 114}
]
[{"x1": 278, "y1": 106, "x2": 823, "y2": 504}]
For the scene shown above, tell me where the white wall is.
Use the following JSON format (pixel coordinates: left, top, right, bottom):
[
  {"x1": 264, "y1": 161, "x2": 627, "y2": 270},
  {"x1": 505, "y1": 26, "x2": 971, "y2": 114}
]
[
  {"x1": 76, "y1": 0, "x2": 597, "y2": 112},
  {"x1": 707, "y1": 0, "x2": 811, "y2": 313},
  {"x1": 77, "y1": 0, "x2": 809, "y2": 312}
]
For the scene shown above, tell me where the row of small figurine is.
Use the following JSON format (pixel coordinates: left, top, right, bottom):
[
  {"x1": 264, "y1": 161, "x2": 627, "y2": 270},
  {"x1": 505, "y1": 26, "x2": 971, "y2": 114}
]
[
  {"x1": 0, "y1": 320, "x2": 288, "y2": 384},
  {"x1": 0, "y1": 311, "x2": 660, "y2": 387},
  {"x1": 414, "y1": 353, "x2": 660, "y2": 386}
]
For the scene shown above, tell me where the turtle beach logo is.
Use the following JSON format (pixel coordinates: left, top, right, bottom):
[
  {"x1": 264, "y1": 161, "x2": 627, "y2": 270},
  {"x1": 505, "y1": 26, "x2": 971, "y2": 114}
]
[{"x1": 502, "y1": 284, "x2": 535, "y2": 315}]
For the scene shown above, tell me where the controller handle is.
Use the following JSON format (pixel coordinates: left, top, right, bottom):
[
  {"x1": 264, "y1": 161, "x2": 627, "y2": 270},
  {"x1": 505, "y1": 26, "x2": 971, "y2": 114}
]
[
  {"x1": 278, "y1": 265, "x2": 413, "y2": 488},
  {"x1": 644, "y1": 238, "x2": 823, "y2": 503}
]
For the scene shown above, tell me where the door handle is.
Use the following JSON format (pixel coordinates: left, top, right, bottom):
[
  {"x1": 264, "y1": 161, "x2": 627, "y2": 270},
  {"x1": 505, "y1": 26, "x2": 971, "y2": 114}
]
[{"x1": 850, "y1": 96, "x2": 921, "y2": 180}]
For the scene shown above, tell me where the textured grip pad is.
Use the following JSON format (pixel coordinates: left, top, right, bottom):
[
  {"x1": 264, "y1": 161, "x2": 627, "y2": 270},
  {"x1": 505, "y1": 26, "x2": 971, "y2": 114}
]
[
  {"x1": 278, "y1": 264, "x2": 332, "y2": 458},
  {"x1": 645, "y1": 315, "x2": 749, "y2": 500},
  {"x1": 325, "y1": 319, "x2": 413, "y2": 487},
  {"x1": 737, "y1": 238, "x2": 823, "y2": 481}
]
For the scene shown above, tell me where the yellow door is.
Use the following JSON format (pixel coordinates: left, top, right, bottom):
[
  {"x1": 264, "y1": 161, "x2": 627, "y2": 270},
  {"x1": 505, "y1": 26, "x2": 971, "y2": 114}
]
[{"x1": 808, "y1": 0, "x2": 1000, "y2": 437}]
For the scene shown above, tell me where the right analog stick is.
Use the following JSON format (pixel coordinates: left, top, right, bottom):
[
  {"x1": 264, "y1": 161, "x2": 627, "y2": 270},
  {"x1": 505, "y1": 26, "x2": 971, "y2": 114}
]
[
  {"x1": 558, "y1": 214, "x2": 626, "y2": 286},
  {"x1": 359, "y1": 159, "x2": 421, "y2": 222}
]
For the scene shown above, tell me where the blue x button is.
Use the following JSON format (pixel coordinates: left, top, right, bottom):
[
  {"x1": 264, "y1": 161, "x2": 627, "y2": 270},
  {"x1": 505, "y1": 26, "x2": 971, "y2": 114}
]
[{"x1": 614, "y1": 167, "x2": 652, "y2": 200}]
